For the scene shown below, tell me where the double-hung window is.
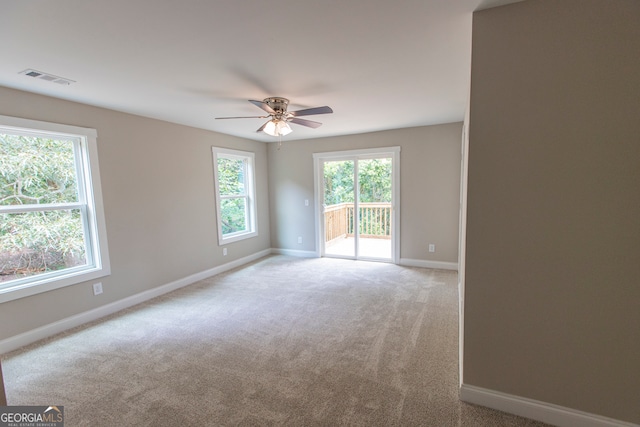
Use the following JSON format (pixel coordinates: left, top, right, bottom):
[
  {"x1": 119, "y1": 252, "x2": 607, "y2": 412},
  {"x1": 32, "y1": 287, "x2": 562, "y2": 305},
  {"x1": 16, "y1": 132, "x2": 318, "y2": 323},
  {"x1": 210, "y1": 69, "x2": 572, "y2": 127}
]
[
  {"x1": 212, "y1": 147, "x2": 257, "y2": 245},
  {"x1": 0, "y1": 115, "x2": 110, "y2": 302}
]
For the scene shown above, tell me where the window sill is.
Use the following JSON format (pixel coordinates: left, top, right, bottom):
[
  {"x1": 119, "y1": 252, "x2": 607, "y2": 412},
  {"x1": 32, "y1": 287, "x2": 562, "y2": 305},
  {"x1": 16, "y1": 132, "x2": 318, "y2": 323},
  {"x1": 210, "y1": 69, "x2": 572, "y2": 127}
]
[{"x1": 218, "y1": 230, "x2": 258, "y2": 246}]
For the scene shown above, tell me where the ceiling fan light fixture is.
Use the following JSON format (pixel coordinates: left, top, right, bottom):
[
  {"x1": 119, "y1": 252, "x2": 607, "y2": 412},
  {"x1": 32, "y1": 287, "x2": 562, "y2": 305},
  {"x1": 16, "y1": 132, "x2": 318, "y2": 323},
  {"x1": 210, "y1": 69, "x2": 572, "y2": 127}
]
[
  {"x1": 216, "y1": 97, "x2": 333, "y2": 139},
  {"x1": 263, "y1": 119, "x2": 292, "y2": 137},
  {"x1": 277, "y1": 120, "x2": 292, "y2": 136}
]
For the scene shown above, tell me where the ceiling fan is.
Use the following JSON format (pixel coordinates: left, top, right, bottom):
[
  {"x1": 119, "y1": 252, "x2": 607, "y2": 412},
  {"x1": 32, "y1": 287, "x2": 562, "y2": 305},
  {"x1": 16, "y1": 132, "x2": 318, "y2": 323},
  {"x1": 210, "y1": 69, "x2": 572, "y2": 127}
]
[{"x1": 215, "y1": 97, "x2": 333, "y2": 137}]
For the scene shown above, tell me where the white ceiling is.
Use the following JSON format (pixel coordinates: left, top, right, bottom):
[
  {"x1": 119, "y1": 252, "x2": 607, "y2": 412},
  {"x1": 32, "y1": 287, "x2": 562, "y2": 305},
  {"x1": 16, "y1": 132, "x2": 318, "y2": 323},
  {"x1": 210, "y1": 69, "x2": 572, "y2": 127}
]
[{"x1": 0, "y1": 0, "x2": 522, "y2": 142}]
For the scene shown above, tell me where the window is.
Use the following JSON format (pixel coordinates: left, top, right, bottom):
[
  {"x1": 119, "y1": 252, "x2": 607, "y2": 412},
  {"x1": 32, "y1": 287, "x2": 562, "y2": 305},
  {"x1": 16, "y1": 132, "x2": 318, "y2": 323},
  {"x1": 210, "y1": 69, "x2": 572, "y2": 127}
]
[
  {"x1": 212, "y1": 147, "x2": 257, "y2": 245},
  {"x1": 0, "y1": 115, "x2": 110, "y2": 303}
]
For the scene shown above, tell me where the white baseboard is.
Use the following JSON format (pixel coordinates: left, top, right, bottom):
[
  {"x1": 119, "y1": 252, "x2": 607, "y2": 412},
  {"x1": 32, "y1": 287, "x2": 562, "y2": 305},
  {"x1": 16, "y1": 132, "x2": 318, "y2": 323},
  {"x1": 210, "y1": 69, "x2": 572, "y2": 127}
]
[
  {"x1": 400, "y1": 258, "x2": 458, "y2": 271},
  {"x1": 270, "y1": 248, "x2": 318, "y2": 258},
  {"x1": 460, "y1": 384, "x2": 639, "y2": 427},
  {"x1": 0, "y1": 249, "x2": 272, "y2": 355}
]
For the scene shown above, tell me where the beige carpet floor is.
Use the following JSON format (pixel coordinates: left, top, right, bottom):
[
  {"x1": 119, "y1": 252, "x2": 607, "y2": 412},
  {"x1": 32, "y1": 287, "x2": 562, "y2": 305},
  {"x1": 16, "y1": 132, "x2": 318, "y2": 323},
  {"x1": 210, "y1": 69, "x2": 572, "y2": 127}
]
[{"x1": 2, "y1": 255, "x2": 550, "y2": 426}]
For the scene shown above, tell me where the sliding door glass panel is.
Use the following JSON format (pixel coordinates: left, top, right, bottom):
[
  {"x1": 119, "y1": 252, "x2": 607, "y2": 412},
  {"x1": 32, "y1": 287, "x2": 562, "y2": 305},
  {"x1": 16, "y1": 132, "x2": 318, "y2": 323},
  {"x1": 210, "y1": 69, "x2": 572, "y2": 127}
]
[
  {"x1": 357, "y1": 158, "x2": 392, "y2": 259},
  {"x1": 323, "y1": 160, "x2": 355, "y2": 257}
]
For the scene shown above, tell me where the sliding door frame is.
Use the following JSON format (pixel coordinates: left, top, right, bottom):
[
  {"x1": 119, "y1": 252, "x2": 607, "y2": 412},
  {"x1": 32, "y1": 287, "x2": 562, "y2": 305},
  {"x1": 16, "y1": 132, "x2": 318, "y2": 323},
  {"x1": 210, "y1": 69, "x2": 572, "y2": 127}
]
[{"x1": 313, "y1": 146, "x2": 401, "y2": 264}]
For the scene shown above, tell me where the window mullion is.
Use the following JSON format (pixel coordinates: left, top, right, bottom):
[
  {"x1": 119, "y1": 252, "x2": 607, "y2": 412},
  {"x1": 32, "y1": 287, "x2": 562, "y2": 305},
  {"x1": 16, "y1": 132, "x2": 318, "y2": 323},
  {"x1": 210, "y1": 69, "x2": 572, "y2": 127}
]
[
  {"x1": 73, "y1": 138, "x2": 89, "y2": 205},
  {"x1": 219, "y1": 194, "x2": 246, "y2": 200},
  {"x1": 0, "y1": 202, "x2": 84, "y2": 214}
]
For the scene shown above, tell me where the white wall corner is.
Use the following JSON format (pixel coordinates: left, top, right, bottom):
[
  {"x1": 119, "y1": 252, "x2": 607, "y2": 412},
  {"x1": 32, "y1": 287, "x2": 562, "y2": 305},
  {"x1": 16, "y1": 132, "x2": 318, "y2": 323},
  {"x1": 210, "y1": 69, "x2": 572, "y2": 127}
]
[{"x1": 459, "y1": 384, "x2": 639, "y2": 427}]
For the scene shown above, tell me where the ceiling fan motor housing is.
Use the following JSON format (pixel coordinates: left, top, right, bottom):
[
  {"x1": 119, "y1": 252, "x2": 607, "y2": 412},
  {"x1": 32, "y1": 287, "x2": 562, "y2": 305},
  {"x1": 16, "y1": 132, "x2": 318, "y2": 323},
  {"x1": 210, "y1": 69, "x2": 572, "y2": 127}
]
[{"x1": 264, "y1": 97, "x2": 289, "y2": 114}]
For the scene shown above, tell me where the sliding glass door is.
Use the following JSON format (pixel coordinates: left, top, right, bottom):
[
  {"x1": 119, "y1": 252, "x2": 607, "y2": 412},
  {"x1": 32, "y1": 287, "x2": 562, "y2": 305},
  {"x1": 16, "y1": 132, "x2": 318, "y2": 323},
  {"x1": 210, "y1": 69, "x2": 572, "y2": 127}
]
[{"x1": 314, "y1": 147, "x2": 400, "y2": 263}]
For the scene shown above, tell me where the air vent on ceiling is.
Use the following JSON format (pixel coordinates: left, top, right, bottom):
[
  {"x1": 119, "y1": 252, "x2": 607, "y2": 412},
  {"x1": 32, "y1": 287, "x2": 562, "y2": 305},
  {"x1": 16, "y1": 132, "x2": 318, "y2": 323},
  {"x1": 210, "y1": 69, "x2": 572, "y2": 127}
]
[{"x1": 19, "y1": 69, "x2": 75, "y2": 86}]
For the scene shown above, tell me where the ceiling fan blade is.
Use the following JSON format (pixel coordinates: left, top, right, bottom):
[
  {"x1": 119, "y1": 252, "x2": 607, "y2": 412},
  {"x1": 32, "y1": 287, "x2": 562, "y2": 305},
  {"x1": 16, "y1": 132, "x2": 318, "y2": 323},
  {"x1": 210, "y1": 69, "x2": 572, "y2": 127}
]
[
  {"x1": 216, "y1": 115, "x2": 268, "y2": 120},
  {"x1": 290, "y1": 106, "x2": 333, "y2": 117},
  {"x1": 256, "y1": 121, "x2": 269, "y2": 133},
  {"x1": 289, "y1": 117, "x2": 323, "y2": 129},
  {"x1": 249, "y1": 99, "x2": 276, "y2": 114}
]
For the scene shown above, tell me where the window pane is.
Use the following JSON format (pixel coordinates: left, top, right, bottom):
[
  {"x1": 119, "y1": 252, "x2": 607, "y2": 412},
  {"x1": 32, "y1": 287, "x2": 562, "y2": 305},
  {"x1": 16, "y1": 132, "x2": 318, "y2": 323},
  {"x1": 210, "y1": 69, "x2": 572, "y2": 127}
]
[
  {"x1": 0, "y1": 134, "x2": 79, "y2": 205},
  {"x1": 212, "y1": 147, "x2": 256, "y2": 245},
  {"x1": 324, "y1": 160, "x2": 354, "y2": 205},
  {"x1": 220, "y1": 198, "x2": 247, "y2": 235},
  {"x1": 358, "y1": 158, "x2": 392, "y2": 203},
  {"x1": 0, "y1": 209, "x2": 87, "y2": 284},
  {"x1": 217, "y1": 157, "x2": 245, "y2": 196}
]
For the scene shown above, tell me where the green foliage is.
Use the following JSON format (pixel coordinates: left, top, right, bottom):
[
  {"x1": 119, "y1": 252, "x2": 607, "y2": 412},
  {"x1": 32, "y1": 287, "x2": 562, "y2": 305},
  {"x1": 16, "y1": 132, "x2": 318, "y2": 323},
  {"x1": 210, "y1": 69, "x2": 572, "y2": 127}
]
[
  {"x1": 323, "y1": 158, "x2": 392, "y2": 205},
  {"x1": 324, "y1": 158, "x2": 393, "y2": 238},
  {"x1": 217, "y1": 157, "x2": 247, "y2": 235},
  {"x1": 0, "y1": 134, "x2": 86, "y2": 281},
  {"x1": 220, "y1": 198, "x2": 247, "y2": 235},
  {"x1": 0, "y1": 134, "x2": 78, "y2": 205},
  {"x1": 358, "y1": 159, "x2": 392, "y2": 203},
  {"x1": 217, "y1": 157, "x2": 245, "y2": 195},
  {"x1": 324, "y1": 160, "x2": 354, "y2": 205}
]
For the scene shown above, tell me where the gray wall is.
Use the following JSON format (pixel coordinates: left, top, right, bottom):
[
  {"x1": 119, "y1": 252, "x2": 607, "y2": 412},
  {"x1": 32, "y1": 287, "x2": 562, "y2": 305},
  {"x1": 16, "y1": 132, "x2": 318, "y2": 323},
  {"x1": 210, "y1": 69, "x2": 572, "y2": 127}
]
[
  {"x1": 465, "y1": 0, "x2": 640, "y2": 423},
  {"x1": 0, "y1": 86, "x2": 271, "y2": 340},
  {"x1": 268, "y1": 124, "x2": 462, "y2": 264}
]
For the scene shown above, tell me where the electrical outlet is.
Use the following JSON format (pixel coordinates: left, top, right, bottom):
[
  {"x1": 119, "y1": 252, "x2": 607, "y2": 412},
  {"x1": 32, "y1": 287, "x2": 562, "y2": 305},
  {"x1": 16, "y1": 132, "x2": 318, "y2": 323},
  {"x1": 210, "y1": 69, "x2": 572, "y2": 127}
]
[
  {"x1": 304, "y1": 199, "x2": 309, "y2": 207},
  {"x1": 223, "y1": 247, "x2": 228, "y2": 256},
  {"x1": 297, "y1": 236, "x2": 302, "y2": 244},
  {"x1": 93, "y1": 282, "x2": 103, "y2": 296},
  {"x1": 429, "y1": 244, "x2": 436, "y2": 253}
]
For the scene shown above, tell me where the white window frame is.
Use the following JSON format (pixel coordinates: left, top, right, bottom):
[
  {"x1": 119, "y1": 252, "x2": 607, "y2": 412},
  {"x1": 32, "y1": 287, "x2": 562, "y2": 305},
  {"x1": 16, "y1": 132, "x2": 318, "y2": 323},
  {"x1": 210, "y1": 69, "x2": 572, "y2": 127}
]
[
  {"x1": 0, "y1": 115, "x2": 110, "y2": 303},
  {"x1": 212, "y1": 147, "x2": 258, "y2": 245}
]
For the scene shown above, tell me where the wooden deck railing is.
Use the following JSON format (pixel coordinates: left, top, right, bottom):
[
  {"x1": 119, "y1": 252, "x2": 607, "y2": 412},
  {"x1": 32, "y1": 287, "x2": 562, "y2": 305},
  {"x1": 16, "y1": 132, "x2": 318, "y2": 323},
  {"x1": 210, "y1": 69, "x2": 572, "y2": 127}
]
[{"x1": 324, "y1": 202, "x2": 391, "y2": 242}]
